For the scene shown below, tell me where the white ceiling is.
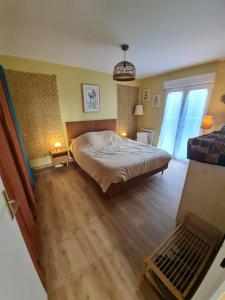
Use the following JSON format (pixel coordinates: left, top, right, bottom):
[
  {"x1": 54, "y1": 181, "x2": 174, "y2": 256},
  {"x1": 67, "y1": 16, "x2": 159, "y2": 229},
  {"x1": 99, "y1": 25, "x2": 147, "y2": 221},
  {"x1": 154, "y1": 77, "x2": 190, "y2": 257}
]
[{"x1": 1, "y1": 0, "x2": 225, "y2": 78}]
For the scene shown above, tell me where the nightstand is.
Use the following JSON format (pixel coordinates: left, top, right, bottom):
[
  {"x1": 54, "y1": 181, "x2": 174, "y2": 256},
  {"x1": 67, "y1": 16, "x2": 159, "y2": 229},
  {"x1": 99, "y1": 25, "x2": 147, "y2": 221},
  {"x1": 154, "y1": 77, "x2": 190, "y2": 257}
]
[{"x1": 49, "y1": 147, "x2": 69, "y2": 168}]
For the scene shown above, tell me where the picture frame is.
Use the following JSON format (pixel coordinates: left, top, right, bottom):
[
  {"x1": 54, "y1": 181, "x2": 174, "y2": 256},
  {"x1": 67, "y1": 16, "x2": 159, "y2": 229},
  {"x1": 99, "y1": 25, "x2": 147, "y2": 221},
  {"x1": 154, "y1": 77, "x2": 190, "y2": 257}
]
[
  {"x1": 152, "y1": 94, "x2": 161, "y2": 107},
  {"x1": 82, "y1": 84, "x2": 100, "y2": 112},
  {"x1": 143, "y1": 89, "x2": 150, "y2": 102}
]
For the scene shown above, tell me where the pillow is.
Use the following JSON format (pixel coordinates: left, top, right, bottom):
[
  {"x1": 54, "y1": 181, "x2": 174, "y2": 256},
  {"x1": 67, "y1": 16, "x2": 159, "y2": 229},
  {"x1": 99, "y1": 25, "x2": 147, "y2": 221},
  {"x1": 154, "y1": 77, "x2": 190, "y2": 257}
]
[{"x1": 71, "y1": 130, "x2": 121, "y2": 149}]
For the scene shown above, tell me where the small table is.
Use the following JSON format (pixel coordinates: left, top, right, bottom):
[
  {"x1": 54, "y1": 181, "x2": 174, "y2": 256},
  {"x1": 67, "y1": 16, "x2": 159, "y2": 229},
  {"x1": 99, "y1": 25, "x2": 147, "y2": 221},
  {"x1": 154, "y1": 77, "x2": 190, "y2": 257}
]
[{"x1": 49, "y1": 147, "x2": 69, "y2": 168}]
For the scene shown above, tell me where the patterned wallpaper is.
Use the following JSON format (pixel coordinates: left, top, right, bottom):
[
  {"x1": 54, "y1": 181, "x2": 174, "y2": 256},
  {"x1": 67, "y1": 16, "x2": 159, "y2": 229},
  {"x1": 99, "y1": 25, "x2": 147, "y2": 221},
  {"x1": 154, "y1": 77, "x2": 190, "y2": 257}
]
[
  {"x1": 6, "y1": 70, "x2": 66, "y2": 160},
  {"x1": 117, "y1": 85, "x2": 139, "y2": 138}
]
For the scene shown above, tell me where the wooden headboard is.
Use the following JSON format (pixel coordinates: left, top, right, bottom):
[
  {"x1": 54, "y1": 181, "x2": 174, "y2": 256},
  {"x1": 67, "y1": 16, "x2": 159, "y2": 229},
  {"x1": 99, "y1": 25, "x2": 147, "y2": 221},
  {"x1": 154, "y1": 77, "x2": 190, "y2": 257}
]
[{"x1": 66, "y1": 119, "x2": 117, "y2": 143}]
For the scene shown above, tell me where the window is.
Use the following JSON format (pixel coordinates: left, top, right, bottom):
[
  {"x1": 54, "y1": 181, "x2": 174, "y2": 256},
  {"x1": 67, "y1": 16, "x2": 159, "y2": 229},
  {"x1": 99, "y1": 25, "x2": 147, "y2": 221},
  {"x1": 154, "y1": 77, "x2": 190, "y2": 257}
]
[
  {"x1": 158, "y1": 91, "x2": 183, "y2": 155},
  {"x1": 158, "y1": 84, "x2": 213, "y2": 162}
]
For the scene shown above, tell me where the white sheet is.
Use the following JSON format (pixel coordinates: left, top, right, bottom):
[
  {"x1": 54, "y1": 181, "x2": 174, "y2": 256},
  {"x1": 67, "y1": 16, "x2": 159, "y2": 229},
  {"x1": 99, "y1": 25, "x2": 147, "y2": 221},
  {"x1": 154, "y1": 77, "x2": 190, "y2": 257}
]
[{"x1": 69, "y1": 131, "x2": 171, "y2": 192}]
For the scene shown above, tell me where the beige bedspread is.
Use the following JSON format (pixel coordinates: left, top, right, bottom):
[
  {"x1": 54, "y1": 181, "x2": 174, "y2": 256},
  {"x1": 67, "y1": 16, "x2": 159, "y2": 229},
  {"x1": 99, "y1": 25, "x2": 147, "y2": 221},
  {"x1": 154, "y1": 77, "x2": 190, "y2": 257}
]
[{"x1": 69, "y1": 131, "x2": 171, "y2": 192}]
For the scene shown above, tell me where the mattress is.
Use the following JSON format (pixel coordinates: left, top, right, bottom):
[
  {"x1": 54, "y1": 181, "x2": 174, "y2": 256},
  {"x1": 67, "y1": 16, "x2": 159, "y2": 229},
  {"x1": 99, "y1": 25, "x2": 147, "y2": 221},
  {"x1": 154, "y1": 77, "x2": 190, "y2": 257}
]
[{"x1": 69, "y1": 130, "x2": 171, "y2": 192}]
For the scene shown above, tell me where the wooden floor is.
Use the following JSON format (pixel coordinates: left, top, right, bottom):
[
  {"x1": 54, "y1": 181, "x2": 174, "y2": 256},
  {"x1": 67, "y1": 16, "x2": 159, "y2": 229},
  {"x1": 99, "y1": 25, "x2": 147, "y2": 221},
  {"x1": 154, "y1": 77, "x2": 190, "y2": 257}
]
[{"x1": 35, "y1": 160, "x2": 187, "y2": 300}]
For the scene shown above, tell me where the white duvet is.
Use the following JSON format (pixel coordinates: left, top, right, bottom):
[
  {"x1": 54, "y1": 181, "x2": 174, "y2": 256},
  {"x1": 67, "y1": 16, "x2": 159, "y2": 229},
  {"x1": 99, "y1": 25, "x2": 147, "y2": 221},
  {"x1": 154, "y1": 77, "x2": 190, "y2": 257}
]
[{"x1": 69, "y1": 130, "x2": 171, "y2": 192}]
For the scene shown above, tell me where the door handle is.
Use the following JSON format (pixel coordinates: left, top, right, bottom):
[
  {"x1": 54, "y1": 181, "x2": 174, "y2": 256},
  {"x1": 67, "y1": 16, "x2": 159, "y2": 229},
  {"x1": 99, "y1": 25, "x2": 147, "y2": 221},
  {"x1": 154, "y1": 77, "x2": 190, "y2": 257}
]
[{"x1": 1, "y1": 190, "x2": 18, "y2": 220}]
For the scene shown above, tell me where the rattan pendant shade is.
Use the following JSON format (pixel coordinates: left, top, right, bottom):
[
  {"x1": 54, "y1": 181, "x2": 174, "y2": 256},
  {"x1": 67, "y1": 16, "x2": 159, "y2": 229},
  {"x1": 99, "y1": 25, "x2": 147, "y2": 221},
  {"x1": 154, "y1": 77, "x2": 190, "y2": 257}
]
[{"x1": 113, "y1": 44, "x2": 136, "y2": 81}]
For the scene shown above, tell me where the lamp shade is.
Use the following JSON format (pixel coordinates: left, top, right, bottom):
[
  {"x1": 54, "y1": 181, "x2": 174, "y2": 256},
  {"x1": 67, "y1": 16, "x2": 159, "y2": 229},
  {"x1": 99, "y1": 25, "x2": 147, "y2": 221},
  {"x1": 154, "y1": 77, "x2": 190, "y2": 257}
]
[
  {"x1": 201, "y1": 115, "x2": 213, "y2": 130},
  {"x1": 134, "y1": 104, "x2": 144, "y2": 116},
  {"x1": 55, "y1": 142, "x2": 62, "y2": 148},
  {"x1": 113, "y1": 61, "x2": 136, "y2": 81},
  {"x1": 113, "y1": 44, "x2": 136, "y2": 81}
]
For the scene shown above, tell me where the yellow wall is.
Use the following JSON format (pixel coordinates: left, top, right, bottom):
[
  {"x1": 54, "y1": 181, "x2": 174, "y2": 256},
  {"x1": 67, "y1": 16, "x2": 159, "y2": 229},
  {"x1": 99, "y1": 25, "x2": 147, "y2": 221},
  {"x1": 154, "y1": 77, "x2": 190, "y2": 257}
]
[
  {"x1": 0, "y1": 55, "x2": 139, "y2": 167},
  {"x1": 138, "y1": 61, "x2": 225, "y2": 145},
  {"x1": 208, "y1": 60, "x2": 225, "y2": 131},
  {"x1": 0, "y1": 55, "x2": 119, "y2": 122},
  {"x1": 1, "y1": 55, "x2": 225, "y2": 166}
]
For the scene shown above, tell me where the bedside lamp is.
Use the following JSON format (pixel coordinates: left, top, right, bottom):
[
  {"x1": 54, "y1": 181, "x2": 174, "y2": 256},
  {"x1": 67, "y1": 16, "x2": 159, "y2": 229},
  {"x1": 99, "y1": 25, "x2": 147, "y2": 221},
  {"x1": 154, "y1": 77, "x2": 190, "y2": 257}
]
[
  {"x1": 55, "y1": 142, "x2": 62, "y2": 152},
  {"x1": 121, "y1": 132, "x2": 127, "y2": 138},
  {"x1": 134, "y1": 104, "x2": 144, "y2": 116},
  {"x1": 135, "y1": 88, "x2": 144, "y2": 116},
  {"x1": 201, "y1": 115, "x2": 213, "y2": 134}
]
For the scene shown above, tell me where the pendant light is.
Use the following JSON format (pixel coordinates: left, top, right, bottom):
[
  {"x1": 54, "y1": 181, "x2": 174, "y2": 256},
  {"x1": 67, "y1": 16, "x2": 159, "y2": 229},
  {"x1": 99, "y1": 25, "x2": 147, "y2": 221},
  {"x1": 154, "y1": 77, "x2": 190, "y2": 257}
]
[{"x1": 113, "y1": 44, "x2": 136, "y2": 81}]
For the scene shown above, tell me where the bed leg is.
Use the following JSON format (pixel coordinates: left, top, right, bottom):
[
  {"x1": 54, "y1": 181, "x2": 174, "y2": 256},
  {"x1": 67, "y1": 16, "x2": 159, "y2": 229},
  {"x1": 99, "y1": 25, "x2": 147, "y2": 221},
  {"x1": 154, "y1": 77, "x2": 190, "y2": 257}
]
[{"x1": 161, "y1": 170, "x2": 164, "y2": 175}]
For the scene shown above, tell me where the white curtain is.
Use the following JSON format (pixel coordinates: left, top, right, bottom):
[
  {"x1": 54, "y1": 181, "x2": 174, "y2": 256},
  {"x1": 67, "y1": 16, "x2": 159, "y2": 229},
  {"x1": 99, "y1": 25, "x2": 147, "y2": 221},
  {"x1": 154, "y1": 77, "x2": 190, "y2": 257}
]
[{"x1": 158, "y1": 91, "x2": 183, "y2": 155}]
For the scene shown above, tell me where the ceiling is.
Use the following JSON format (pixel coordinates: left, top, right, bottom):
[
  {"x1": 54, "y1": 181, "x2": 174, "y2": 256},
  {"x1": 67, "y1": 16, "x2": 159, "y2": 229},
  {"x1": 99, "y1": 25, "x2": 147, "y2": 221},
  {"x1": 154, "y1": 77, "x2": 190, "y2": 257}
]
[{"x1": 1, "y1": 0, "x2": 225, "y2": 78}]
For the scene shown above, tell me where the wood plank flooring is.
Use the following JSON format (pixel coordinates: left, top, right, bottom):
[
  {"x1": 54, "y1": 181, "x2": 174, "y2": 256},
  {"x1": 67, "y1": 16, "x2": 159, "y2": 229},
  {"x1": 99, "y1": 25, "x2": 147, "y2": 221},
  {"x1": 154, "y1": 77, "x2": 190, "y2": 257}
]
[{"x1": 35, "y1": 160, "x2": 187, "y2": 300}]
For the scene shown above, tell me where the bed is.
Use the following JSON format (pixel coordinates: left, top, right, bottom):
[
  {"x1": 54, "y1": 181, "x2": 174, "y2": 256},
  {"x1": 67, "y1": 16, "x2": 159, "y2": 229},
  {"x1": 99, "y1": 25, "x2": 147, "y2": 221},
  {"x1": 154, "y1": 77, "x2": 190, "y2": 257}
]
[{"x1": 66, "y1": 120, "x2": 171, "y2": 196}]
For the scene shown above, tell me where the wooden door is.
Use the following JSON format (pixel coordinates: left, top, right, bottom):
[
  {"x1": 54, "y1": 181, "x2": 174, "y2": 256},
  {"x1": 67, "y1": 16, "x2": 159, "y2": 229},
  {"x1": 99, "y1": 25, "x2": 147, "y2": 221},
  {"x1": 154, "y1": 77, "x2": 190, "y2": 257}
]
[
  {"x1": 0, "y1": 120, "x2": 45, "y2": 287},
  {"x1": 0, "y1": 177, "x2": 47, "y2": 299}
]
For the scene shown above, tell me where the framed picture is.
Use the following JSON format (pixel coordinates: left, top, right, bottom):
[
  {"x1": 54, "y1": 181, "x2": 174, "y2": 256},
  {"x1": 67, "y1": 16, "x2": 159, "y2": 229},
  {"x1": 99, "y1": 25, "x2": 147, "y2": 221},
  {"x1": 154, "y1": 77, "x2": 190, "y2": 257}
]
[
  {"x1": 82, "y1": 84, "x2": 100, "y2": 112},
  {"x1": 152, "y1": 95, "x2": 161, "y2": 107},
  {"x1": 143, "y1": 89, "x2": 150, "y2": 102}
]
